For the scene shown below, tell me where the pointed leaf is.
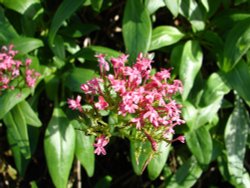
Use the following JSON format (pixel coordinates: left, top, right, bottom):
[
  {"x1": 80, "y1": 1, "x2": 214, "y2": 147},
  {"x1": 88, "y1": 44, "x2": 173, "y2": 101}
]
[
  {"x1": 166, "y1": 157, "x2": 202, "y2": 188},
  {"x1": 44, "y1": 108, "x2": 75, "y2": 188},
  {"x1": 18, "y1": 101, "x2": 42, "y2": 127},
  {"x1": 0, "y1": 0, "x2": 39, "y2": 14},
  {"x1": 149, "y1": 26, "x2": 184, "y2": 51},
  {"x1": 49, "y1": 0, "x2": 84, "y2": 44},
  {"x1": 186, "y1": 126, "x2": 213, "y2": 165},
  {"x1": 91, "y1": 0, "x2": 103, "y2": 12},
  {"x1": 6, "y1": 129, "x2": 30, "y2": 176},
  {"x1": 179, "y1": 40, "x2": 203, "y2": 100},
  {"x1": 130, "y1": 140, "x2": 153, "y2": 175},
  {"x1": 148, "y1": 141, "x2": 171, "y2": 180},
  {"x1": 221, "y1": 18, "x2": 250, "y2": 72},
  {"x1": 72, "y1": 120, "x2": 95, "y2": 177},
  {"x1": 122, "y1": 0, "x2": 152, "y2": 62},
  {"x1": 224, "y1": 97, "x2": 249, "y2": 186},
  {"x1": 3, "y1": 106, "x2": 31, "y2": 159},
  {"x1": 0, "y1": 89, "x2": 30, "y2": 119},
  {"x1": 11, "y1": 37, "x2": 44, "y2": 54},
  {"x1": 179, "y1": 0, "x2": 206, "y2": 31},
  {"x1": 164, "y1": 0, "x2": 180, "y2": 17},
  {"x1": 222, "y1": 60, "x2": 250, "y2": 106},
  {"x1": 145, "y1": 0, "x2": 165, "y2": 15},
  {"x1": 199, "y1": 73, "x2": 230, "y2": 107}
]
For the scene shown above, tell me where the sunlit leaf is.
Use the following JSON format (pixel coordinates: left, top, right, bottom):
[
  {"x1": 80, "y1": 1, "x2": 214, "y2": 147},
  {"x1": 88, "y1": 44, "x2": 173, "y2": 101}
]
[
  {"x1": 44, "y1": 108, "x2": 75, "y2": 188},
  {"x1": 221, "y1": 18, "x2": 250, "y2": 72},
  {"x1": 145, "y1": 0, "x2": 165, "y2": 15},
  {"x1": 0, "y1": 0, "x2": 39, "y2": 14},
  {"x1": 122, "y1": 0, "x2": 152, "y2": 62},
  {"x1": 179, "y1": 40, "x2": 203, "y2": 100},
  {"x1": 72, "y1": 120, "x2": 95, "y2": 177},
  {"x1": 166, "y1": 157, "x2": 202, "y2": 188},
  {"x1": 149, "y1": 26, "x2": 184, "y2": 51},
  {"x1": 164, "y1": 0, "x2": 180, "y2": 17},
  {"x1": 186, "y1": 126, "x2": 213, "y2": 165},
  {"x1": 148, "y1": 140, "x2": 171, "y2": 180},
  {"x1": 224, "y1": 97, "x2": 250, "y2": 187},
  {"x1": 12, "y1": 37, "x2": 44, "y2": 54}
]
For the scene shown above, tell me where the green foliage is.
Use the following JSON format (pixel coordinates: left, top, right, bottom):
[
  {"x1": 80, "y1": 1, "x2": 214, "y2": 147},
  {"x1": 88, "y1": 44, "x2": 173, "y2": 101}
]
[{"x1": 0, "y1": 0, "x2": 250, "y2": 187}]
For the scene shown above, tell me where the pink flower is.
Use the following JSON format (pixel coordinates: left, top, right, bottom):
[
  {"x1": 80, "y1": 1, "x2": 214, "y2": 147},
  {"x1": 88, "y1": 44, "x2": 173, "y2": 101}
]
[
  {"x1": 176, "y1": 135, "x2": 185, "y2": 143},
  {"x1": 96, "y1": 54, "x2": 110, "y2": 72},
  {"x1": 67, "y1": 95, "x2": 82, "y2": 111},
  {"x1": 94, "y1": 135, "x2": 109, "y2": 155},
  {"x1": 95, "y1": 96, "x2": 109, "y2": 110}
]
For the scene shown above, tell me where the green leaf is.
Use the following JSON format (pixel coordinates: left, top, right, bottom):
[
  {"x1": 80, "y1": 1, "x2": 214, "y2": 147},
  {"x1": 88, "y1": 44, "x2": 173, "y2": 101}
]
[
  {"x1": 145, "y1": 0, "x2": 165, "y2": 15},
  {"x1": 149, "y1": 26, "x2": 184, "y2": 51},
  {"x1": 179, "y1": 0, "x2": 206, "y2": 31},
  {"x1": 122, "y1": 0, "x2": 152, "y2": 62},
  {"x1": 148, "y1": 141, "x2": 171, "y2": 180},
  {"x1": 130, "y1": 140, "x2": 153, "y2": 175},
  {"x1": 18, "y1": 101, "x2": 42, "y2": 127},
  {"x1": 179, "y1": 40, "x2": 203, "y2": 100},
  {"x1": 200, "y1": 0, "x2": 209, "y2": 12},
  {"x1": 91, "y1": 0, "x2": 103, "y2": 12},
  {"x1": 164, "y1": 0, "x2": 180, "y2": 17},
  {"x1": 64, "y1": 68, "x2": 98, "y2": 93},
  {"x1": 94, "y1": 175, "x2": 112, "y2": 188},
  {"x1": 72, "y1": 120, "x2": 95, "y2": 177},
  {"x1": 221, "y1": 18, "x2": 250, "y2": 72},
  {"x1": 51, "y1": 35, "x2": 65, "y2": 59},
  {"x1": 48, "y1": 0, "x2": 84, "y2": 44},
  {"x1": 0, "y1": 7, "x2": 18, "y2": 44},
  {"x1": 0, "y1": 88, "x2": 30, "y2": 119},
  {"x1": 11, "y1": 37, "x2": 44, "y2": 54},
  {"x1": 44, "y1": 108, "x2": 75, "y2": 188},
  {"x1": 0, "y1": 0, "x2": 39, "y2": 14},
  {"x1": 60, "y1": 23, "x2": 99, "y2": 38},
  {"x1": 186, "y1": 126, "x2": 213, "y2": 165},
  {"x1": 224, "y1": 97, "x2": 250, "y2": 187},
  {"x1": 3, "y1": 106, "x2": 31, "y2": 159},
  {"x1": 6, "y1": 129, "x2": 30, "y2": 176},
  {"x1": 234, "y1": 0, "x2": 249, "y2": 5},
  {"x1": 222, "y1": 61, "x2": 250, "y2": 106},
  {"x1": 166, "y1": 157, "x2": 202, "y2": 188},
  {"x1": 199, "y1": 73, "x2": 230, "y2": 107}
]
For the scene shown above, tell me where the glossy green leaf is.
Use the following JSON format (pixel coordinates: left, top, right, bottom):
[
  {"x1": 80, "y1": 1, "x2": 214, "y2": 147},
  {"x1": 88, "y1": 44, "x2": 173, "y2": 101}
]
[
  {"x1": 91, "y1": 0, "x2": 103, "y2": 12},
  {"x1": 200, "y1": 0, "x2": 209, "y2": 12},
  {"x1": 3, "y1": 106, "x2": 31, "y2": 159},
  {"x1": 122, "y1": 0, "x2": 152, "y2": 62},
  {"x1": 222, "y1": 61, "x2": 250, "y2": 106},
  {"x1": 186, "y1": 126, "x2": 213, "y2": 165},
  {"x1": 166, "y1": 157, "x2": 202, "y2": 188},
  {"x1": 179, "y1": 40, "x2": 203, "y2": 100},
  {"x1": 0, "y1": 7, "x2": 18, "y2": 44},
  {"x1": 221, "y1": 18, "x2": 250, "y2": 72},
  {"x1": 0, "y1": 88, "x2": 30, "y2": 119},
  {"x1": 72, "y1": 120, "x2": 95, "y2": 177},
  {"x1": 164, "y1": 0, "x2": 180, "y2": 17},
  {"x1": 199, "y1": 73, "x2": 230, "y2": 107},
  {"x1": 11, "y1": 37, "x2": 44, "y2": 54},
  {"x1": 6, "y1": 129, "x2": 30, "y2": 176},
  {"x1": 148, "y1": 141, "x2": 171, "y2": 180},
  {"x1": 179, "y1": 0, "x2": 206, "y2": 31},
  {"x1": 224, "y1": 97, "x2": 250, "y2": 186},
  {"x1": 130, "y1": 140, "x2": 153, "y2": 175},
  {"x1": 44, "y1": 108, "x2": 75, "y2": 188},
  {"x1": 149, "y1": 26, "x2": 184, "y2": 51},
  {"x1": 49, "y1": 0, "x2": 84, "y2": 44},
  {"x1": 0, "y1": 0, "x2": 39, "y2": 14},
  {"x1": 51, "y1": 35, "x2": 65, "y2": 60},
  {"x1": 18, "y1": 101, "x2": 42, "y2": 127},
  {"x1": 145, "y1": 0, "x2": 165, "y2": 15},
  {"x1": 64, "y1": 68, "x2": 98, "y2": 93}
]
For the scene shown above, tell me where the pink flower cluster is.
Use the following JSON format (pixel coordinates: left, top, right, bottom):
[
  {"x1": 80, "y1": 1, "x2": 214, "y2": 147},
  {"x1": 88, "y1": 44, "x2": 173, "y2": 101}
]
[
  {"x1": 68, "y1": 53, "x2": 185, "y2": 155},
  {"x1": 0, "y1": 45, "x2": 40, "y2": 93}
]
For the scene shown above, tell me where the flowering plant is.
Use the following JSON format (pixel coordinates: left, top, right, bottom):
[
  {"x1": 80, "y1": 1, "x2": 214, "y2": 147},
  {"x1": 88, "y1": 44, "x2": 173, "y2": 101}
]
[
  {"x1": 0, "y1": 44, "x2": 40, "y2": 94},
  {"x1": 68, "y1": 53, "x2": 185, "y2": 157}
]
